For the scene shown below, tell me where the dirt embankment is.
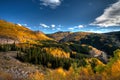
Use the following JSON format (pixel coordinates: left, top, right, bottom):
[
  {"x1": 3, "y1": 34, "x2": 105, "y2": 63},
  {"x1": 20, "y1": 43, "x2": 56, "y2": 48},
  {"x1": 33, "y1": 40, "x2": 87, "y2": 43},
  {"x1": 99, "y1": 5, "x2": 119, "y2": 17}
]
[{"x1": 0, "y1": 51, "x2": 45, "y2": 80}]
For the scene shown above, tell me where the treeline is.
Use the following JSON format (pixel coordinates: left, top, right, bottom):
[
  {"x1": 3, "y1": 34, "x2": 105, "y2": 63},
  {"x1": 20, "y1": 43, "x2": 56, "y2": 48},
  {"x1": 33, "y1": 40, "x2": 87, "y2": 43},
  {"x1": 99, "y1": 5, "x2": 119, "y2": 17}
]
[
  {"x1": 0, "y1": 42, "x2": 87, "y2": 70},
  {"x1": 0, "y1": 43, "x2": 17, "y2": 52},
  {"x1": 38, "y1": 40, "x2": 71, "y2": 53},
  {"x1": 17, "y1": 47, "x2": 87, "y2": 70},
  {"x1": 69, "y1": 43, "x2": 91, "y2": 54}
]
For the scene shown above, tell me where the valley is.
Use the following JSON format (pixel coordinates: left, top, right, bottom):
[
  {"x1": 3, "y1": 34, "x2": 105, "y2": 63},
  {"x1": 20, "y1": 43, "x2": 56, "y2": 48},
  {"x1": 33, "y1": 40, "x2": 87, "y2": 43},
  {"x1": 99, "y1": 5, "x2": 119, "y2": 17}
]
[{"x1": 0, "y1": 20, "x2": 120, "y2": 80}]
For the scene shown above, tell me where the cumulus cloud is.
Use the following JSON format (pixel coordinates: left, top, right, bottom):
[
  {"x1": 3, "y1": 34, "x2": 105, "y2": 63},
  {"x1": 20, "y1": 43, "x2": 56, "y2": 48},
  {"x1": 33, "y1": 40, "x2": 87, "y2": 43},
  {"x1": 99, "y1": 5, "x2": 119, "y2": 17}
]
[
  {"x1": 90, "y1": 0, "x2": 120, "y2": 27},
  {"x1": 40, "y1": 0, "x2": 62, "y2": 9},
  {"x1": 68, "y1": 28, "x2": 74, "y2": 30},
  {"x1": 74, "y1": 25, "x2": 84, "y2": 28},
  {"x1": 51, "y1": 24, "x2": 56, "y2": 28},
  {"x1": 40, "y1": 23, "x2": 49, "y2": 28},
  {"x1": 17, "y1": 23, "x2": 22, "y2": 26},
  {"x1": 57, "y1": 28, "x2": 61, "y2": 30},
  {"x1": 40, "y1": 23, "x2": 63, "y2": 31},
  {"x1": 26, "y1": 27, "x2": 31, "y2": 29},
  {"x1": 17, "y1": 23, "x2": 28, "y2": 27},
  {"x1": 68, "y1": 25, "x2": 84, "y2": 30},
  {"x1": 17, "y1": 23, "x2": 31, "y2": 29}
]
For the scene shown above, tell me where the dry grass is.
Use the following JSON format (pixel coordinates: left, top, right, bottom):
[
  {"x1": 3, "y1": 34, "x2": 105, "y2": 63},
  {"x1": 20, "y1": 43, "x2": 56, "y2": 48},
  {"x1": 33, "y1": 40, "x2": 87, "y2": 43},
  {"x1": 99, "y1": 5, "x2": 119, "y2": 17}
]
[{"x1": 0, "y1": 71, "x2": 13, "y2": 80}]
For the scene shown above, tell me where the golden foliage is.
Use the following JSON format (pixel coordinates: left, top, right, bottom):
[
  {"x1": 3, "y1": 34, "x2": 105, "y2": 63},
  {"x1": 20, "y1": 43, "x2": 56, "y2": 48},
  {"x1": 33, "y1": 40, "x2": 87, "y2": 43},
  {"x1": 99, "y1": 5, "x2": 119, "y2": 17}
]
[
  {"x1": 56, "y1": 68, "x2": 66, "y2": 76},
  {"x1": 111, "y1": 60, "x2": 120, "y2": 78},
  {"x1": 0, "y1": 20, "x2": 51, "y2": 43},
  {"x1": 43, "y1": 47, "x2": 70, "y2": 58},
  {"x1": 0, "y1": 71, "x2": 13, "y2": 80},
  {"x1": 28, "y1": 52, "x2": 120, "y2": 80},
  {"x1": 29, "y1": 70, "x2": 44, "y2": 80}
]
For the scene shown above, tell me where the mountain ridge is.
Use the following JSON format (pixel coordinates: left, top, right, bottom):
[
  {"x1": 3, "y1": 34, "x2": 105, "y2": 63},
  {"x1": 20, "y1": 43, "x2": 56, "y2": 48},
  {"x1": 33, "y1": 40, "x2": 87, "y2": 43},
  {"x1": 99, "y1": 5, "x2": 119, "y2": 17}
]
[{"x1": 0, "y1": 20, "x2": 51, "y2": 44}]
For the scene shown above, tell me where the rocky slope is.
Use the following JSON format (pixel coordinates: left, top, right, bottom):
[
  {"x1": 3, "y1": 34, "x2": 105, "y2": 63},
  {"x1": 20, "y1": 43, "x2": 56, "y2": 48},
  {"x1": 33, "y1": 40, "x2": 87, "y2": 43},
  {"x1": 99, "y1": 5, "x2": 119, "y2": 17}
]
[{"x1": 0, "y1": 51, "x2": 45, "y2": 80}]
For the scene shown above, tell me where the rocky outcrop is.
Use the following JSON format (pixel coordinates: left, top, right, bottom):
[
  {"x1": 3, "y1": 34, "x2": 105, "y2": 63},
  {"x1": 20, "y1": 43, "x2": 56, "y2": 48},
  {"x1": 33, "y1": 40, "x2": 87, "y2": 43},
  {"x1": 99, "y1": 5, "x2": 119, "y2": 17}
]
[{"x1": 0, "y1": 37, "x2": 19, "y2": 44}]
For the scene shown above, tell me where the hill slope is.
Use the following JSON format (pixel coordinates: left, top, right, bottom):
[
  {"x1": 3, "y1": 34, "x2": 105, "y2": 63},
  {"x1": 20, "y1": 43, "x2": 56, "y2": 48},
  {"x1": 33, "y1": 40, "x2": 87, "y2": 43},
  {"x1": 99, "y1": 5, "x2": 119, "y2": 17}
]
[
  {"x1": 60, "y1": 32, "x2": 92, "y2": 42},
  {"x1": 0, "y1": 20, "x2": 51, "y2": 43},
  {"x1": 106, "y1": 31, "x2": 120, "y2": 41},
  {"x1": 48, "y1": 32, "x2": 92, "y2": 42},
  {"x1": 47, "y1": 31, "x2": 72, "y2": 41},
  {"x1": 49, "y1": 31, "x2": 120, "y2": 55},
  {"x1": 80, "y1": 33, "x2": 120, "y2": 55}
]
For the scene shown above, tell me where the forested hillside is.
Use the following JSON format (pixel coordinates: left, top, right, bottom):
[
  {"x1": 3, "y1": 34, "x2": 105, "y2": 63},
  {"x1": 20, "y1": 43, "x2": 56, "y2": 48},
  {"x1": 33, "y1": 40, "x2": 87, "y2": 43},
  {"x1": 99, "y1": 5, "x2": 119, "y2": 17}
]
[{"x1": 0, "y1": 20, "x2": 120, "y2": 80}]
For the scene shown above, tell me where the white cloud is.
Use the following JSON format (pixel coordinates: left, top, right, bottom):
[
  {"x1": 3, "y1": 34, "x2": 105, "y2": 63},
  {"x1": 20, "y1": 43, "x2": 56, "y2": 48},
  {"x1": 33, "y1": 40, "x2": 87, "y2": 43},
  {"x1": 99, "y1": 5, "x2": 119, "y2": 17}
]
[
  {"x1": 40, "y1": 23, "x2": 63, "y2": 31},
  {"x1": 26, "y1": 27, "x2": 31, "y2": 29},
  {"x1": 68, "y1": 24, "x2": 84, "y2": 30},
  {"x1": 51, "y1": 24, "x2": 56, "y2": 28},
  {"x1": 17, "y1": 23, "x2": 31, "y2": 29},
  {"x1": 90, "y1": 0, "x2": 120, "y2": 27},
  {"x1": 40, "y1": 0, "x2": 62, "y2": 9},
  {"x1": 17, "y1": 23, "x2": 22, "y2": 26},
  {"x1": 68, "y1": 28, "x2": 74, "y2": 30},
  {"x1": 17, "y1": 23, "x2": 28, "y2": 27},
  {"x1": 57, "y1": 28, "x2": 61, "y2": 30},
  {"x1": 74, "y1": 25, "x2": 84, "y2": 28},
  {"x1": 40, "y1": 23, "x2": 49, "y2": 28}
]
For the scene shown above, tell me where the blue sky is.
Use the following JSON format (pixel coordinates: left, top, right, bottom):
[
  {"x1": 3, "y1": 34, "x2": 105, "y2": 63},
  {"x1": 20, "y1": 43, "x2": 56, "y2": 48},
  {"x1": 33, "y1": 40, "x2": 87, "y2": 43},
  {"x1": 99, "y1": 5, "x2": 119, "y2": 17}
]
[{"x1": 0, "y1": 0, "x2": 120, "y2": 33}]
